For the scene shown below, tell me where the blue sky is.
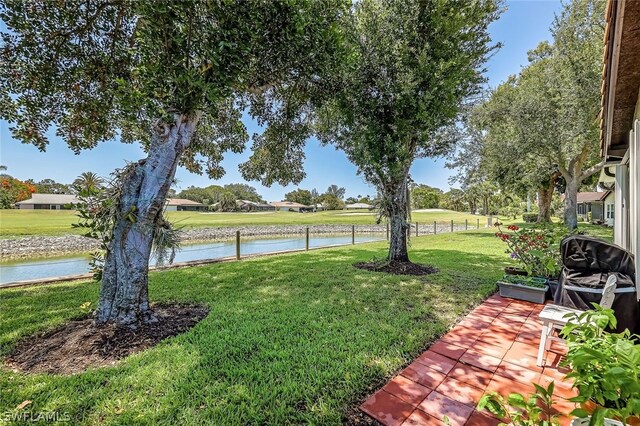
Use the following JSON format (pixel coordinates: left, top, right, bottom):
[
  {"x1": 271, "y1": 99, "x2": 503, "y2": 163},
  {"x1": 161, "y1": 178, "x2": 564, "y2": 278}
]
[{"x1": 0, "y1": 1, "x2": 563, "y2": 201}]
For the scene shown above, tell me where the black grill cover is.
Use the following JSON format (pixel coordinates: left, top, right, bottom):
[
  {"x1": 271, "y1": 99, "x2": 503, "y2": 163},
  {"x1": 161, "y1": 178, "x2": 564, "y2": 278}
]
[{"x1": 554, "y1": 235, "x2": 639, "y2": 334}]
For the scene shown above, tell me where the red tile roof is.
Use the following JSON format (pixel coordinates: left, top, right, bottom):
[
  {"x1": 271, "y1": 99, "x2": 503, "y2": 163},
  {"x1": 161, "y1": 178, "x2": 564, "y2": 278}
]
[
  {"x1": 576, "y1": 191, "x2": 610, "y2": 203},
  {"x1": 165, "y1": 198, "x2": 206, "y2": 206}
]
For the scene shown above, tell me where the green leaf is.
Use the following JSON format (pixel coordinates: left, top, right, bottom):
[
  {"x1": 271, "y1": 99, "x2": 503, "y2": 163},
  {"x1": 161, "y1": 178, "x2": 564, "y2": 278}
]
[
  {"x1": 507, "y1": 393, "x2": 526, "y2": 408},
  {"x1": 589, "y1": 408, "x2": 605, "y2": 426},
  {"x1": 570, "y1": 408, "x2": 590, "y2": 418}
]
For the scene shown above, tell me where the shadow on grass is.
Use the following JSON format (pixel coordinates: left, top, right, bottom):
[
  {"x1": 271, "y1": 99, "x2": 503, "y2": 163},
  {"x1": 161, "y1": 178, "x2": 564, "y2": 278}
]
[{"x1": 0, "y1": 241, "x2": 508, "y2": 424}]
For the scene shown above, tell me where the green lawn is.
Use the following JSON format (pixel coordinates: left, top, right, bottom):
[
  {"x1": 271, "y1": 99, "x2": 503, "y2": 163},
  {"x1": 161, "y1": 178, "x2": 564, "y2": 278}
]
[
  {"x1": 1, "y1": 230, "x2": 507, "y2": 425},
  {"x1": 0, "y1": 209, "x2": 491, "y2": 237}
]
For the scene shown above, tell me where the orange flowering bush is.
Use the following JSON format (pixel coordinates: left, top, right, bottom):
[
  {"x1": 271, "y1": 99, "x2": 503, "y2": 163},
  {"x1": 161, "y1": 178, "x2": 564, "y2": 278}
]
[{"x1": 0, "y1": 176, "x2": 36, "y2": 208}]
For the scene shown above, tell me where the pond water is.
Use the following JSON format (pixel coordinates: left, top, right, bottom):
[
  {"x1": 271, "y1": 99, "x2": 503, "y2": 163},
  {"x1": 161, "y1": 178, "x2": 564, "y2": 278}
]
[{"x1": 0, "y1": 233, "x2": 385, "y2": 285}]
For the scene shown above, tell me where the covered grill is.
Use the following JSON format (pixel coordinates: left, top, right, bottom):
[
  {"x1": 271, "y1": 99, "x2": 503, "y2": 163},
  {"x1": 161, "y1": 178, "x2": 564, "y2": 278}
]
[{"x1": 554, "y1": 235, "x2": 639, "y2": 334}]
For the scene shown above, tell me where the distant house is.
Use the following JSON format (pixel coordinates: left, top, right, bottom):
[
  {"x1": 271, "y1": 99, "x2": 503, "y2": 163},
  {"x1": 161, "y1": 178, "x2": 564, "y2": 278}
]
[
  {"x1": 15, "y1": 193, "x2": 79, "y2": 210},
  {"x1": 573, "y1": 191, "x2": 613, "y2": 224},
  {"x1": 236, "y1": 200, "x2": 276, "y2": 212},
  {"x1": 345, "y1": 202, "x2": 373, "y2": 210},
  {"x1": 165, "y1": 198, "x2": 207, "y2": 212},
  {"x1": 269, "y1": 201, "x2": 311, "y2": 212}
]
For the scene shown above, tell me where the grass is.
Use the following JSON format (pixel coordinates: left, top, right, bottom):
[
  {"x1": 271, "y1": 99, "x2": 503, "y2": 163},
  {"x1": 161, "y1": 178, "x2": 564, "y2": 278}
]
[
  {"x1": 0, "y1": 209, "x2": 491, "y2": 237},
  {"x1": 0, "y1": 229, "x2": 509, "y2": 425}
]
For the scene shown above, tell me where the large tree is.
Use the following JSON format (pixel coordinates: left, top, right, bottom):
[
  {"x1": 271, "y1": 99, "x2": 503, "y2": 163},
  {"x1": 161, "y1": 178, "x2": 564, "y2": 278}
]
[
  {"x1": 325, "y1": 184, "x2": 345, "y2": 200},
  {"x1": 0, "y1": 170, "x2": 36, "y2": 209},
  {"x1": 316, "y1": 0, "x2": 500, "y2": 262},
  {"x1": 441, "y1": 189, "x2": 467, "y2": 212},
  {"x1": 284, "y1": 188, "x2": 313, "y2": 206},
  {"x1": 223, "y1": 183, "x2": 263, "y2": 203},
  {"x1": 547, "y1": 0, "x2": 605, "y2": 229},
  {"x1": 72, "y1": 172, "x2": 104, "y2": 194},
  {"x1": 462, "y1": 0, "x2": 605, "y2": 230},
  {"x1": 0, "y1": 0, "x2": 346, "y2": 326},
  {"x1": 453, "y1": 80, "x2": 561, "y2": 223},
  {"x1": 28, "y1": 178, "x2": 71, "y2": 194},
  {"x1": 411, "y1": 184, "x2": 442, "y2": 209}
]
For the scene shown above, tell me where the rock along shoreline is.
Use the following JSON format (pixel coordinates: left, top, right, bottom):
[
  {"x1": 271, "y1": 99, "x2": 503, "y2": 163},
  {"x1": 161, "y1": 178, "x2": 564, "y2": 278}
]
[
  {"x1": 0, "y1": 223, "x2": 475, "y2": 261},
  {"x1": 0, "y1": 225, "x2": 386, "y2": 260}
]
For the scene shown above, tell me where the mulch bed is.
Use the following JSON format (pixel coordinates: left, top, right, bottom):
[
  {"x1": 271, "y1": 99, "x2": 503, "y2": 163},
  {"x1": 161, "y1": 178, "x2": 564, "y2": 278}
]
[
  {"x1": 4, "y1": 303, "x2": 209, "y2": 375},
  {"x1": 353, "y1": 260, "x2": 438, "y2": 276},
  {"x1": 344, "y1": 407, "x2": 382, "y2": 425}
]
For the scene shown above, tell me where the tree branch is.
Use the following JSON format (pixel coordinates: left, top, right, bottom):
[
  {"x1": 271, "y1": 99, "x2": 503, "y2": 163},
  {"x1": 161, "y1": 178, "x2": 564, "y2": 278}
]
[{"x1": 579, "y1": 160, "x2": 605, "y2": 180}]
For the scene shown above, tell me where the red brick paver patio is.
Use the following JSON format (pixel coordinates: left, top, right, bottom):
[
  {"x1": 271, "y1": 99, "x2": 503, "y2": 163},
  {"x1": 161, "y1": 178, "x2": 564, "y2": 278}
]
[{"x1": 360, "y1": 294, "x2": 576, "y2": 426}]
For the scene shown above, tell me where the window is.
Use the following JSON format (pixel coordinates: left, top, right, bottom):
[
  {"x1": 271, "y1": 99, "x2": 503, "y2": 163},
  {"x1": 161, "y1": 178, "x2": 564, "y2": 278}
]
[{"x1": 606, "y1": 203, "x2": 615, "y2": 220}]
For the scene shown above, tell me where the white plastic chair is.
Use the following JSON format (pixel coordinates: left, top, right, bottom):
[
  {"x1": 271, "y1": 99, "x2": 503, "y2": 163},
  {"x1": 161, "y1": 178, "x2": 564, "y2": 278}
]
[{"x1": 536, "y1": 275, "x2": 617, "y2": 367}]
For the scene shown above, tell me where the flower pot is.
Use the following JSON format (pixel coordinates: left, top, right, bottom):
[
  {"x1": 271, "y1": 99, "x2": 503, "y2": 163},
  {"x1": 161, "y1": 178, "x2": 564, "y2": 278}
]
[
  {"x1": 571, "y1": 417, "x2": 628, "y2": 426},
  {"x1": 504, "y1": 266, "x2": 528, "y2": 276},
  {"x1": 577, "y1": 402, "x2": 640, "y2": 426},
  {"x1": 497, "y1": 281, "x2": 548, "y2": 304}
]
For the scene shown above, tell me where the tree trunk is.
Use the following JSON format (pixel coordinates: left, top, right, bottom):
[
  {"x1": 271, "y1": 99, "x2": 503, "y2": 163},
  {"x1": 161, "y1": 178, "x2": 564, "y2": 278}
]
[
  {"x1": 537, "y1": 185, "x2": 553, "y2": 223},
  {"x1": 386, "y1": 178, "x2": 410, "y2": 262},
  {"x1": 537, "y1": 172, "x2": 559, "y2": 223},
  {"x1": 563, "y1": 178, "x2": 579, "y2": 231},
  {"x1": 95, "y1": 114, "x2": 200, "y2": 327},
  {"x1": 537, "y1": 179, "x2": 554, "y2": 224}
]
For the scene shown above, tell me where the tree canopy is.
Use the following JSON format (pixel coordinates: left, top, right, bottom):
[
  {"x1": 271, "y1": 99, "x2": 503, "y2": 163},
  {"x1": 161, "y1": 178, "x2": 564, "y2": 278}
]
[
  {"x1": 0, "y1": 0, "x2": 349, "y2": 326},
  {"x1": 450, "y1": 0, "x2": 605, "y2": 228},
  {"x1": 1, "y1": 1, "x2": 347, "y2": 183},
  {"x1": 411, "y1": 184, "x2": 442, "y2": 209},
  {"x1": 285, "y1": 188, "x2": 313, "y2": 206},
  {"x1": 317, "y1": 0, "x2": 501, "y2": 261},
  {"x1": 325, "y1": 184, "x2": 345, "y2": 200}
]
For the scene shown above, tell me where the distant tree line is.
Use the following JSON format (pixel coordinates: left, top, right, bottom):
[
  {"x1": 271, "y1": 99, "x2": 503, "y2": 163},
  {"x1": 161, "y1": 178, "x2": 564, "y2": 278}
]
[
  {"x1": 176, "y1": 183, "x2": 264, "y2": 212},
  {"x1": 284, "y1": 184, "x2": 349, "y2": 210},
  {"x1": 408, "y1": 183, "x2": 525, "y2": 218}
]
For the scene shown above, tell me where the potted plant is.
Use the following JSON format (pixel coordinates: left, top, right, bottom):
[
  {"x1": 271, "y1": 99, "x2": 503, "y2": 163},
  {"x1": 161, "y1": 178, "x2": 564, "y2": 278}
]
[
  {"x1": 494, "y1": 223, "x2": 562, "y2": 300},
  {"x1": 478, "y1": 381, "x2": 560, "y2": 425},
  {"x1": 560, "y1": 306, "x2": 640, "y2": 426},
  {"x1": 496, "y1": 274, "x2": 549, "y2": 304}
]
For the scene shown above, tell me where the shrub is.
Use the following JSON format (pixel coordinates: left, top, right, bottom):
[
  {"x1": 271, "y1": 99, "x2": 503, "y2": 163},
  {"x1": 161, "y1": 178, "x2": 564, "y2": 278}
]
[
  {"x1": 494, "y1": 223, "x2": 561, "y2": 278},
  {"x1": 478, "y1": 381, "x2": 560, "y2": 425},
  {"x1": 523, "y1": 213, "x2": 538, "y2": 223},
  {"x1": 561, "y1": 306, "x2": 640, "y2": 424},
  {"x1": 0, "y1": 176, "x2": 36, "y2": 208}
]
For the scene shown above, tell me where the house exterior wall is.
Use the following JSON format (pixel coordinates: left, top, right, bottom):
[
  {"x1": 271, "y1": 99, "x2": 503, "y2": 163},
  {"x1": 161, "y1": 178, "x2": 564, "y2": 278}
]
[
  {"x1": 615, "y1": 90, "x2": 640, "y2": 299},
  {"x1": 177, "y1": 205, "x2": 207, "y2": 212},
  {"x1": 591, "y1": 202, "x2": 605, "y2": 222},
  {"x1": 630, "y1": 99, "x2": 639, "y2": 258},
  {"x1": 604, "y1": 191, "x2": 615, "y2": 227},
  {"x1": 614, "y1": 163, "x2": 629, "y2": 246},
  {"x1": 19, "y1": 203, "x2": 70, "y2": 210},
  {"x1": 632, "y1": 102, "x2": 639, "y2": 301},
  {"x1": 165, "y1": 205, "x2": 178, "y2": 211},
  {"x1": 576, "y1": 202, "x2": 589, "y2": 219}
]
